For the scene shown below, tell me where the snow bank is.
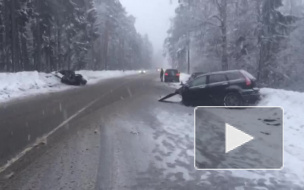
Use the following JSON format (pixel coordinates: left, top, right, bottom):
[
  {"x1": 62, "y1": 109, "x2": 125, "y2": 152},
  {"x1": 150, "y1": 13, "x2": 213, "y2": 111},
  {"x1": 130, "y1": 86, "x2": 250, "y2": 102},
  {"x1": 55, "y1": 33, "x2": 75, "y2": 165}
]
[
  {"x1": 0, "y1": 70, "x2": 137, "y2": 103},
  {"x1": 0, "y1": 71, "x2": 58, "y2": 91},
  {"x1": 0, "y1": 71, "x2": 68, "y2": 103},
  {"x1": 156, "y1": 87, "x2": 304, "y2": 187},
  {"x1": 258, "y1": 88, "x2": 304, "y2": 184},
  {"x1": 230, "y1": 88, "x2": 304, "y2": 186}
]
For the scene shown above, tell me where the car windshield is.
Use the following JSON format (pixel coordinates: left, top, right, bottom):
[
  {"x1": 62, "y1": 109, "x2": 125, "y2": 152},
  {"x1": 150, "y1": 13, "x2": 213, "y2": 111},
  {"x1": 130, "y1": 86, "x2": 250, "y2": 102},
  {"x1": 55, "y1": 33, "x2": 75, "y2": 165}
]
[
  {"x1": 1, "y1": 0, "x2": 303, "y2": 190},
  {"x1": 166, "y1": 70, "x2": 178, "y2": 75}
]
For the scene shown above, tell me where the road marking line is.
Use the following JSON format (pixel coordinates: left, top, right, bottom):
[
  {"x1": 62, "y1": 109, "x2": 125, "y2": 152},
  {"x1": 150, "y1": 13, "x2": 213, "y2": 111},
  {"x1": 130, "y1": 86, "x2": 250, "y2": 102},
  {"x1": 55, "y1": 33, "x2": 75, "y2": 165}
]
[
  {"x1": 0, "y1": 79, "x2": 135, "y2": 174},
  {"x1": 127, "y1": 88, "x2": 132, "y2": 97},
  {"x1": 0, "y1": 98, "x2": 99, "y2": 174}
]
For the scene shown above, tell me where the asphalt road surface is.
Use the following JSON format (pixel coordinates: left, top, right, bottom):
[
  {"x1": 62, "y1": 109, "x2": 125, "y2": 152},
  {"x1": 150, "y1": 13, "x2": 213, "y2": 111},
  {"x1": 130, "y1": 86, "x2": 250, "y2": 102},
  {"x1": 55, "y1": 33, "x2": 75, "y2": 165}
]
[{"x1": 0, "y1": 73, "x2": 303, "y2": 190}]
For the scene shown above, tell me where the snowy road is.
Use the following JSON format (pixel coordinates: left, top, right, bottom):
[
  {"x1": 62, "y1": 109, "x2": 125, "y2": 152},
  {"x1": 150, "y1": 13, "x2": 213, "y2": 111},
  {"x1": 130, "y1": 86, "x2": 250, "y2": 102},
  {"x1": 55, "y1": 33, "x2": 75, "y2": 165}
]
[{"x1": 0, "y1": 73, "x2": 303, "y2": 190}]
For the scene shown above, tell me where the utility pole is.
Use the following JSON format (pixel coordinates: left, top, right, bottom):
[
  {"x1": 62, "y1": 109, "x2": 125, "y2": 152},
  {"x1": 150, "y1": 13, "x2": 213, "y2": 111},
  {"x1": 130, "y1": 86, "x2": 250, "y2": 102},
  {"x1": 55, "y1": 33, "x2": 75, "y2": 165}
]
[
  {"x1": 187, "y1": 38, "x2": 190, "y2": 74},
  {"x1": 121, "y1": 38, "x2": 125, "y2": 72},
  {"x1": 104, "y1": 20, "x2": 109, "y2": 70},
  {"x1": 178, "y1": 0, "x2": 191, "y2": 74},
  {"x1": 187, "y1": 0, "x2": 191, "y2": 74}
]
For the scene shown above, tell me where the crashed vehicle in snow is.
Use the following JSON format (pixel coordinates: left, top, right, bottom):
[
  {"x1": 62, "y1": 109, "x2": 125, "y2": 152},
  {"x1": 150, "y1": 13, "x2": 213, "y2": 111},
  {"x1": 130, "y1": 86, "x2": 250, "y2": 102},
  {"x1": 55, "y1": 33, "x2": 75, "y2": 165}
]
[
  {"x1": 54, "y1": 70, "x2": 87, "y2": 86},
  {"x1": 160, "y1": 70, "x2": 260, "y2": 106}
]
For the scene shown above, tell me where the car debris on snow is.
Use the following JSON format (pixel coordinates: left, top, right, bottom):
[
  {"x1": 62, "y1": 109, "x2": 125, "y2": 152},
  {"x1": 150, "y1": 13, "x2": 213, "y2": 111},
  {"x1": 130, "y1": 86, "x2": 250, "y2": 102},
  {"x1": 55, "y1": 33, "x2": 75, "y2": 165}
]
[{"x1": 158, "y1": 91, "x2": 179, "y2": 102}]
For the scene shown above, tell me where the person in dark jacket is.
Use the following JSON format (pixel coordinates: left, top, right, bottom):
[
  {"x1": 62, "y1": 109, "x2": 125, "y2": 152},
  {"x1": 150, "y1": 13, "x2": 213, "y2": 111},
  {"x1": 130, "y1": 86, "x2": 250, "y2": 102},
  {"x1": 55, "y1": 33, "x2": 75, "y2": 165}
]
[{"x1": 160, "y1": 68, "x2": 164, "y2": 82}]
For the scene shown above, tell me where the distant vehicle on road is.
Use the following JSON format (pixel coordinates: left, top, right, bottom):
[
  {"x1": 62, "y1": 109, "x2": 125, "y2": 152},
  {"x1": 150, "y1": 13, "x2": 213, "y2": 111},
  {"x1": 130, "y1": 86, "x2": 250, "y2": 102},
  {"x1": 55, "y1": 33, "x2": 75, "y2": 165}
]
[
  {"x1": 164, "y1": 69, "x2": 180, "y2": 82},
  {"x1": 179, "y1": 70, "x2": 260, "y2": 106},
  {"x1": 139, "y1": 70, "x2": 146, "y2": 74}
]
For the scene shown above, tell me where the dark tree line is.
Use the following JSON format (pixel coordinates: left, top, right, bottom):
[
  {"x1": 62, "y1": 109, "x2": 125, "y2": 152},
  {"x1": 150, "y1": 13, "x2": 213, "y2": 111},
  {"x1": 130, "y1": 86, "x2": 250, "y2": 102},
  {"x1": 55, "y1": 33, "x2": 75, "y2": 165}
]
[
  {"x1": 165, "y1": 0, "x2": 302, "y2": 88},
  {"x1": 94, "y1": 0, "x2": 153, "y2": 71},
  {"x1": 0, "y1": 0, "x2": 153, "y2": 72}
]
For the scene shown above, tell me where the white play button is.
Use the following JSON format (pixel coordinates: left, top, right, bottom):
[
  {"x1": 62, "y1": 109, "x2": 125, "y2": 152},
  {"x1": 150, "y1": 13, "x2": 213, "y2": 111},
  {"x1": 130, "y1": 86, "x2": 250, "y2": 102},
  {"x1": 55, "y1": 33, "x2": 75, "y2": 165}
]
[
  {"x1": 195, "y1": 107, "x2": 283, "y2": 169},
  {"x1": 225, "y1": 123, "x2": 254, "y2": 153}
]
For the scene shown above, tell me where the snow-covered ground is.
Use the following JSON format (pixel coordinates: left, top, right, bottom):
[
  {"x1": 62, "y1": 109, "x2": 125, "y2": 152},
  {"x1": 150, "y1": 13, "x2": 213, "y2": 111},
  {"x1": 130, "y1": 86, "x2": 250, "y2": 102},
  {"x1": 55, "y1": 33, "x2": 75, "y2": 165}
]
[
  {"x1": 254, "y1": 88, "x2": 304, "y2": 186},
  {"x1": 159, "y1": 85, "x2": 304, "y2": 188},
  {"x1": 0, "y1": 70, "x2": 138, "y2": 103},
  {"x1": 225, "y1": 88, "x2": 304, "y2": 187}
]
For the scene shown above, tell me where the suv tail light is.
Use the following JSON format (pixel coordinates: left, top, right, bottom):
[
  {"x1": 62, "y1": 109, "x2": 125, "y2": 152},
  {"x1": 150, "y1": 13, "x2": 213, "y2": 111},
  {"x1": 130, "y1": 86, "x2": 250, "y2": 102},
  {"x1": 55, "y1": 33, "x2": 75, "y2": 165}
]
[
  {"x1": 240, "y1": 70, "x2": 257, "y2": 88},
  {"x1": 245, "y1": 77, "x2": 251, "y2": 86},
  {"x1": 165, "y1": 73, "x2": 168, "y2": 76},
  {"x1": 176, "y1": 73, "x2": 180, "y2": 76},
  {"x1": 241, "y1": 72, "x2": 252, "y2": 86}
]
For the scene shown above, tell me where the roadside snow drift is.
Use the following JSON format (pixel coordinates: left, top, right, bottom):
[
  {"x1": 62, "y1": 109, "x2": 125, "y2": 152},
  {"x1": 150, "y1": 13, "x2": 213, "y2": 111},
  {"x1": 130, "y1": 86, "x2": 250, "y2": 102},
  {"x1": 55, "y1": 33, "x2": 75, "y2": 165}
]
[
  {"x1": 0, "y1": 71, "x2": 65, "y2": 103},
  {"x1": 226, "y1": 88, "x2": 304, "y2": 187},
  {"x1": 158, "y1": 86, "x2": 304, "y2": 187},
  {"x1": 256, "y1": 88, "x2": 304, "y2": 185},
  {"x1": 0, "y1": 70, "x2": 137, "y2": 103}
]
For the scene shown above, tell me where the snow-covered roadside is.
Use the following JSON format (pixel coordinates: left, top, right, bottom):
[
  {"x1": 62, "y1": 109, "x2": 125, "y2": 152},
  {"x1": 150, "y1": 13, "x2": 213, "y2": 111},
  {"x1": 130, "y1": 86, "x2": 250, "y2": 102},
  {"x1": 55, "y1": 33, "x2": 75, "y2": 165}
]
[
  {"x1": 156, "y1": 87, "x2": 304, "y2": 187},
  {"x1": 0, "y1": 70, "x2": 138, "y2": 103},
  {"x1": 226, "y1": 88, "x2": 304, "y2": 187}
]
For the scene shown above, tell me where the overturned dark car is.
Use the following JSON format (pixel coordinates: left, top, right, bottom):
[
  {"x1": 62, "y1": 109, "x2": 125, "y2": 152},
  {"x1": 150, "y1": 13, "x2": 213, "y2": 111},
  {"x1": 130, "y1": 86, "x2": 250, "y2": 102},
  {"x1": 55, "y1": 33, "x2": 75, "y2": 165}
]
[{"x1": 54, "y1": 70, "x2": 87, "y2": 86}]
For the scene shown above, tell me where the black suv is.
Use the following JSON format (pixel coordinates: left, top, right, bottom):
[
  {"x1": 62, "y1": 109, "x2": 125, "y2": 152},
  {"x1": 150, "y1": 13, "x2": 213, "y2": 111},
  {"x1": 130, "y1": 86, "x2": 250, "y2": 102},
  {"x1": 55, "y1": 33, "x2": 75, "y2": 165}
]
[
  {"x1": 164, "y1": 69, "x2": 180, "y2": 82},
  {"x1": 179, "y1": 70, "x2": 260, "y2": 106}
]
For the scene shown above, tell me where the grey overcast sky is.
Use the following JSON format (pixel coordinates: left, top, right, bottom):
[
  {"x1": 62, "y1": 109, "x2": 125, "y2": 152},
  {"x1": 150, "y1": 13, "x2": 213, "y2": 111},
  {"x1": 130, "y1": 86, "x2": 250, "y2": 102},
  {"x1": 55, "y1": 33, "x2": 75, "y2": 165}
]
[{"x1": 120, "y1": 0, "x2": 178, "y2": 52}]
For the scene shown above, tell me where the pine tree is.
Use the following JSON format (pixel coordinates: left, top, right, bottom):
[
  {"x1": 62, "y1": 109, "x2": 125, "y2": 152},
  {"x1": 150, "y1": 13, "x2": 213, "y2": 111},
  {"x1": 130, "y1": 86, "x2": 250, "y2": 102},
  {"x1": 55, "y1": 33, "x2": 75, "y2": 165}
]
[{"x1": 0, "y1": 0, "x2": 152, "y2": 72}]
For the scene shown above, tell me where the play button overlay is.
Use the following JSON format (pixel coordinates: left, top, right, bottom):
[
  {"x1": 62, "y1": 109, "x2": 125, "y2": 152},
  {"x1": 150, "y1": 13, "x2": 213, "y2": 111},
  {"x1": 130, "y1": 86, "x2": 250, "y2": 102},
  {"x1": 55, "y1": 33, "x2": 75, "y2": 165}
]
[
  {"x1": 225, "y1": 123, "x2": 254, "y2": 153},
  {"x1": 194, "y1": 107, "x2": 283, "y2": 170}
]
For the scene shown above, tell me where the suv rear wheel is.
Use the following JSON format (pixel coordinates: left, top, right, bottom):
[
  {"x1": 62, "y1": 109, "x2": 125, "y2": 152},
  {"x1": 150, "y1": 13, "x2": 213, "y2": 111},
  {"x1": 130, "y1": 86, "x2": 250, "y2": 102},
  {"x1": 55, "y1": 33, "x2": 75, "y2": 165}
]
[{"x1": 224, "y1": 92, "x2": 243, "y2": 106}]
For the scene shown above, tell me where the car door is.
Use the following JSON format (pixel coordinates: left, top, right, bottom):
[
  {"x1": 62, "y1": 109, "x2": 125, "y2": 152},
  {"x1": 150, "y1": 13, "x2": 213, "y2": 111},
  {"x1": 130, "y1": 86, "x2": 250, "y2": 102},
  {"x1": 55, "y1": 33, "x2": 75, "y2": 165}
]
[
  {"x1": 207, "y1": 74, "x2": 229, "y2": 104},
  {"x1": 186, "y1": 76, "x2": 208, "y2": 103}
]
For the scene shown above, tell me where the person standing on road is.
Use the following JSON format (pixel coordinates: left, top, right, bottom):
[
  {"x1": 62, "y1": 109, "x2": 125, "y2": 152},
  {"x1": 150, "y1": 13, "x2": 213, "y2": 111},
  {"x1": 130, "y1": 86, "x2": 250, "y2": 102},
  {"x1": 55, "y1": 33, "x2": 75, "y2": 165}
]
[{"x1": 160, "y1": 68, "x2": 164, "y2": 82}]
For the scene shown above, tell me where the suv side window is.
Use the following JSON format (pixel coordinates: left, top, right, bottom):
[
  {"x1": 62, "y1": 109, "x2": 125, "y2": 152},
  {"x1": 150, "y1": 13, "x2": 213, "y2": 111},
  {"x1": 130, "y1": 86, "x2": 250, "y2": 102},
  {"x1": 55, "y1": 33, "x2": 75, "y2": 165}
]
[
  {"x1": 209, "y1": 74, "x2": 227, "y2": 84},
  {"x1": 191, "y1": 76, "x2": 207, "y2": 87},
  {"x1": 226, "y1": 72, "x2": 242, "y2": 80}
]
